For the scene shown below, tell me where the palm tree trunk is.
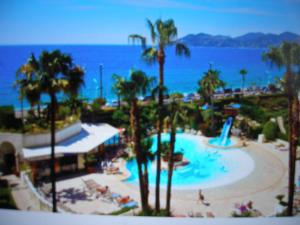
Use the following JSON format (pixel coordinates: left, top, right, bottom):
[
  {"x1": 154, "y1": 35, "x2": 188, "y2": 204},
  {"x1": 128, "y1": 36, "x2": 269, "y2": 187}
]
[
  {"x1": 50, "y1": 93, "x2": 57, "y2": 212},
  {"x1": 143, "y1": 161, "x2": 149, "y2": 209},
  {"x1": 155, "y1": 49, "x2": 165, "y2": 212},
  {"x1": 130, "y1": 99, "x2": 147, "y2": 211},
  {"x1": 37, "y1": 102, "x2": 41, "y2": 119},
  {"x1": 287, "y1": 96, "x2": 299, "y2": 216},
  {"x1": 242, "y1": 75, "x2": 245, "y2": 96},
  {"x1": 285, "y1": 69, "x2": 298, "y2": 216},
  {"x1": 166, "y1": 122, "x2": 176, "y2": 215},
  {"x1": 117, "y1": 95, "x2": 121, "y2": 109}
]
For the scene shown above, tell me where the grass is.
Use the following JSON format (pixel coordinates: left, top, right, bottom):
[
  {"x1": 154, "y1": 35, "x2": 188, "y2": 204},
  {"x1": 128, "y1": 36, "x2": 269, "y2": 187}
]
[{"x1": 109, "y1": 207, "x2": 133, "y2": 215}]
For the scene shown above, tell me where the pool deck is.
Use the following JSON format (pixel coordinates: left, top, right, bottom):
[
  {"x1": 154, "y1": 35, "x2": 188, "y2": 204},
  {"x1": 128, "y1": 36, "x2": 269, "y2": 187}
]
[{"x1": 51, "y1": 136, "x2": 295, "y2": 217}]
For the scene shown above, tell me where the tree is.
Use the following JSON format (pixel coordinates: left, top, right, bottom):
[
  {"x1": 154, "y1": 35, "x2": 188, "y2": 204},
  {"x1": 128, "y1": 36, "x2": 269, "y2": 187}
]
[
  {"x1": 263, "y1": 42, "x2": 300, "y2": 216},
  {"x1": 165, "y1": 99, "x2": 187, "y2": 215},
  {"x1": 17, "y1": 50, "x2": 85, "y2": 212},
  {"x1": 16, "y1": 55, "x2": 42, "y2": 118},
  {"x1": 198, "y1": 68, "x2": 225, "y2": 132},
  {"x1": 129, "y1": 18, "x2": 190, "y2": 212},
  {"x1": 112, "y1": 74, "x2": 125, "y2": 109},
  {"x1": 116, "y1": 69, "x2": 154, "y2": 212},
  {"x1": 239, "y1": 69, "x2": 248, "y2": 95},
  {"x1": 198, "y1": 68, "x2": 225, "y2": 105}
]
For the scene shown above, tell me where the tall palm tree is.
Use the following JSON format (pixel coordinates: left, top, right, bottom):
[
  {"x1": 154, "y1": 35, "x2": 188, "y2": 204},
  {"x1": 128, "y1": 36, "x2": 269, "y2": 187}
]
[
  {"x1": 198, "y1": 68, "x2": 225, "y2": 132},
  {"x1": 129, "y1": 18, "x2": 190, "y2": 212},
  {"x1": 16, "y1": 55, "x2": 42, "y2": 118},
  {"x1": 112, "y1": 74, "x2": 125, "y2": 108},
  {"x1": 17, "y1": 50, "x2": 85, "y2": 212},
  {"x1": 165, "y1": 99, "x2": 186, "y2": 215},
  {"x1": 117, "y1": 69, "x2": 154, "y2": 212},
  {"x1": 263, "y1": 42, "x2": 300, "y2": 216},
  {"x1": 239, "y1": 69, "x2": 248, "y2": 95},
  {"x1": 198, "y1": 68, "x2": 225, "y2": 105}
]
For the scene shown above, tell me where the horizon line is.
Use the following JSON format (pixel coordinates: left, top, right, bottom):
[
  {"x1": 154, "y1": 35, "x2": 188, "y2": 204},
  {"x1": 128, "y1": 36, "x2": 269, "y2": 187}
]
[{"x1": 0, "y1": 30, "x2": 299, "y2": 46}]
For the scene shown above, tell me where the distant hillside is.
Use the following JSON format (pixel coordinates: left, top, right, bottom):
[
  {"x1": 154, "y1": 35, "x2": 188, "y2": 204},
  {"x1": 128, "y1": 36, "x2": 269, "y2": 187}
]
[{"x1": 180, "y1": 32, "x2": 300, "y2": 48}]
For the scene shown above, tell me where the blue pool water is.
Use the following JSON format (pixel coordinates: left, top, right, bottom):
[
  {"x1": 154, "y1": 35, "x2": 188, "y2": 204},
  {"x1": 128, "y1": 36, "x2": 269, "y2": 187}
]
[{"x1": 125, "y1": 133, "x2": 255, "y2": 189}]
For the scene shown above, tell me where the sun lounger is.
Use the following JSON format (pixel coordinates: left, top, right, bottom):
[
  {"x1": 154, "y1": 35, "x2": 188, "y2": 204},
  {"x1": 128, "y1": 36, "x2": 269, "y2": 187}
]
[
  {"x1": 121, "y1": 201, "x2": 138, "y2": 208},
  {"x1": 82, "y1": 179, "x2": 101, "y2": 190},
  {"x1": 106, "y1": 167, "x2": 121, "y2": 175}
]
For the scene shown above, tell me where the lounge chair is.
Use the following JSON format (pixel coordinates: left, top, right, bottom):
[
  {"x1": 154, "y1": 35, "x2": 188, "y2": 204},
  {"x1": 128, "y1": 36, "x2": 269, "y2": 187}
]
[
  {"x1": 206, "y1": 212, "x2": 215, "y2": 218},
  {"x1": 121, "y1": 201, "x2": 138, "y2": 208},
  {"x1": 106, "y1": 166, "x2": 121, "y2": 175}
]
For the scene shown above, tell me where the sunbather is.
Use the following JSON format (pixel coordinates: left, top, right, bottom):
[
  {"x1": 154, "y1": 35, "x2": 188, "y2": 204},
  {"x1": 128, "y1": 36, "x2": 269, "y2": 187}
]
[
  {"x1": 116, "y1": 195, "x2": 132, "y2": 205},
  {"x1": 97, "y1": 185, "x2": 109, "y2": 194}
]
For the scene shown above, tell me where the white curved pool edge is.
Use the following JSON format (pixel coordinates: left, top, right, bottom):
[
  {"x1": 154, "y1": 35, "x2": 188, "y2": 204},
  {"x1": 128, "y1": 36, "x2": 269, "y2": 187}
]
[{"x1": 125, "y1": 134, "x2": 256, "y2": 190}]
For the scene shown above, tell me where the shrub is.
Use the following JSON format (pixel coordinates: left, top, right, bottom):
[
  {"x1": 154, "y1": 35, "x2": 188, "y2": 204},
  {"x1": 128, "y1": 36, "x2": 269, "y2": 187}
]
[
  {"x1": 248, "y1": 125, "x2": 263, "y2": 139},
  {"x1": 91, "y1": 98, "x2": 106, "y2": 110},
  {"x1": 170, "y1": 92, "x2": 183, "y2": 99},
  {"x1": 0, "y1": 180, "x2": 17, "y2": 209},
  {"x1": 263, "y1": 121, "x2": 278, "y2": 141},
  {"x1": 0, "y1": 105, "x2": 23, "y2": 131},
  {"x1": 240, "y1": 105, "x2": 266, "y2": 123},
  {"x1": 199, "y1": 121, "x2": 217, "y2": 137}
]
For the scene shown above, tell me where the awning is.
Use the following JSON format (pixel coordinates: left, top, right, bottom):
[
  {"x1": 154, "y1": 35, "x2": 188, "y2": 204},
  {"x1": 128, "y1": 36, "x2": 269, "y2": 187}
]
[{"x1": 22, "y1": 123, "x2": 120, "y2": 160}]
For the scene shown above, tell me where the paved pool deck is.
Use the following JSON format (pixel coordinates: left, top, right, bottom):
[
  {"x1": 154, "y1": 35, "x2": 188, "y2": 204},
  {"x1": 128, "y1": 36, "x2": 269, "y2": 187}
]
[
  {"x1": 53, "y1": 137, "x2": 294, "y2": 217},
  {"x1": 5, "y1": 136, "x2": 297, "y2": 217}
]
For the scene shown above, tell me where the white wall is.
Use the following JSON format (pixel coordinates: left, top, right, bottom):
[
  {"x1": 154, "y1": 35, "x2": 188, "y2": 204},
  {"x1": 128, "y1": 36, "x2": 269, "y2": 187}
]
[
  {"x1": 23, "y1": 121, "x2": 81, "y2": 147},
  {"x1": 0, "y1": 121, "x2": 81, "y2": 158}
]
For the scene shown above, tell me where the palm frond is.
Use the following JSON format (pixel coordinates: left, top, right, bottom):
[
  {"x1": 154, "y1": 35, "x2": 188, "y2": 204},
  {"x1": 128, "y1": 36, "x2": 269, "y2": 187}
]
[
  {"x1": 175, "y1": 42, "x2": 191, "y2": 57},
  {"x1": 142, "y1": 47, "x2": 158, "y2": 64},
  {"x1": 128, "y1": 34, "x2": 146, "y2": 48},
  {"x1": 146, "y1": 18, "x2": 157, "y2": 45},
  {"x1": 262, "y1": 46, "x2": 284, "y2": 69}
]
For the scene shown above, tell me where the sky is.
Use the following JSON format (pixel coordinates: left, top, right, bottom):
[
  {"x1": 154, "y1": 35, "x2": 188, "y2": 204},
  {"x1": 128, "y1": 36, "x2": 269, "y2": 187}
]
[{"x1": 0, "y1": 0, "x2": 300, "y2": 45}]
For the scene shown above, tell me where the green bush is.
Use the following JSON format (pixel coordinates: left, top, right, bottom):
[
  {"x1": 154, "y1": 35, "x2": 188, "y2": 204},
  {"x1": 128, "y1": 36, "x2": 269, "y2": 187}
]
[
  {"x1": 0, "y1": 105, "x2": 23, "y2": 131},
  {"x1": 91, "y1": 98, "x2": 106, "y2": 110},
  {"x1": 170, "y1": 92, "x2": 183, "y2": 99},
  {"x1": 0, "y1": 179, "x2": 17, "y2": 209},
  {"x1": 57, "y1": 105, "x2": 71, "y2": 120},
  {"x1": 248, "y1": 126, "x2": 263, "y2": 139},
  {"x1": 240, "y1": 105, "x2": 266, "y2": 123},
  {"x1": 263, "y1": 121, "x2": 278, "y2": 141}
]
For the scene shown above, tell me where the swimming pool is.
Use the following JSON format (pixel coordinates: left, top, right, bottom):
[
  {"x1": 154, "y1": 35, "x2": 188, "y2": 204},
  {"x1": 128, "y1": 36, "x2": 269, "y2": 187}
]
[{"x1": 125, "y1": 133, "x2": 255, "y2": 189}]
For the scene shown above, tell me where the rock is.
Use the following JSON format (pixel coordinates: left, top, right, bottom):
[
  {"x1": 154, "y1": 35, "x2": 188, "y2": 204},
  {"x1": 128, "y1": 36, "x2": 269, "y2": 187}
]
[{"x1": 277, "y1": 116, "x2": 286, "y2": 134}]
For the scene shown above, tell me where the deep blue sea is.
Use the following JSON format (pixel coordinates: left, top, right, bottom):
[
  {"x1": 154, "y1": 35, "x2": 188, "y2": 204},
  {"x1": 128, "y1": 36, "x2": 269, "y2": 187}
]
[{"x1": 0, "y1": 45, "x2": 282, "y2": 109}]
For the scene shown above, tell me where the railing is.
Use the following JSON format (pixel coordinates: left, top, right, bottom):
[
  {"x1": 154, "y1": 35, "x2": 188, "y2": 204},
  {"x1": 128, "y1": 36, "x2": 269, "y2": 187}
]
[{"x1": 20, "y1": 171, "x2": 65, "y2": 213}]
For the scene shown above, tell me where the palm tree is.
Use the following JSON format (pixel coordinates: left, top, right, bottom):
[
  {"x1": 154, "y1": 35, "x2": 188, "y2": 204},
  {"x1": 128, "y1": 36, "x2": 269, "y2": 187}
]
[
  {"x1": 263, "y1": 42, "x2": 300, "y2": 216},
  {"x1": 165, "y1": 99, "x2": 186, "y2": 215},
  {"x1": 17, "y1": 50, "x2": 85, "y2": 212},
  {"x1": 129, "y1": 18, "x2": 190, "y2": 212},
  {"x1": 16, "y1": 55, "x2": 42, "y2": 118},
  {"x1": 112, "y1": 74, "x2": 125, "y2": 108},
  {"x1": 117, "y1": 69, "x2": 154, "y2": 212},
  {"x1": 198, "y1": 68, "x2": 225, "y2": 105},
  {"x1": 198, "y1": 68, "x2": 225, "y2": 132},
  {"x1": 239, "y1": 69, "x2": 248, "y2": 95}
]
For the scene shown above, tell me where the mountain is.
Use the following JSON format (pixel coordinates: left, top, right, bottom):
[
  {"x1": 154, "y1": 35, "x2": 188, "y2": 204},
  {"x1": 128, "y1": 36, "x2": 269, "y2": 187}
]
[{"x1": 179, "y1": 32, "x2": 300, "y2": 48}]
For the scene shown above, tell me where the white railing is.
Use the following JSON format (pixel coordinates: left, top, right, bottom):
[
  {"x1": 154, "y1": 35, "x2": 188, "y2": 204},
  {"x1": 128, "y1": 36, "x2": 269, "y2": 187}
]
[{"x1": 20, "y1": 171, "x2": 65, "y2": 213}]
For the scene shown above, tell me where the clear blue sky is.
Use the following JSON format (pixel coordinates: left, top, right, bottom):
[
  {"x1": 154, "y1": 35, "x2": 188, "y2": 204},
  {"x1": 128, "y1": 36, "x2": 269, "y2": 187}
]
[{"x1": 0, "y1": 0, "x2": 300, "y2": 44}]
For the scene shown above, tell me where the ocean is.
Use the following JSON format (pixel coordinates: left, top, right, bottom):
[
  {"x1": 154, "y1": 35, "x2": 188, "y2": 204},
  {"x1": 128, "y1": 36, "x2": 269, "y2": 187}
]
[{"x1": 0, "y1": 45, "x2": 282, "y2": 109}]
